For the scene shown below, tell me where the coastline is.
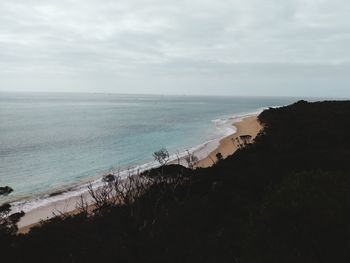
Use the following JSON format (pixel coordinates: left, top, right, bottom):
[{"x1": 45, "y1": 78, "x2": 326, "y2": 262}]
[
  {"x1": 195, "y1": 116, "x2": 262, "y2": 168},
  {"x1": 17, "y1": 113, "x2": 262, "y2": 233}
]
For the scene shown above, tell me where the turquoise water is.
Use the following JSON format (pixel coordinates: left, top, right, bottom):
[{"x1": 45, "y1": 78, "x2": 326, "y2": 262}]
[{"x1": 0, "y1": 92, "x2": 297, "y2": 204}]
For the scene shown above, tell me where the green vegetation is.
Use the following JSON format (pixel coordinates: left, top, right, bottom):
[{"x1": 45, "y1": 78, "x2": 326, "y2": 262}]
[
  {"x1": 153, "y1": 148, "x2": 170, "y2": 166},
  {"x1": 1, "y1": 100, "x2": 350, "y2": 262}
]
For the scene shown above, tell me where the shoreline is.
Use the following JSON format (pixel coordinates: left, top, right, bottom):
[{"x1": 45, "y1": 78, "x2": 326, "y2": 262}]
[
  {"x1": 17, "y1": 113, "x2": 262, "y2": 233},
  {"x1": 195, "y1": 116, "x2": 262, "y2": 168}
]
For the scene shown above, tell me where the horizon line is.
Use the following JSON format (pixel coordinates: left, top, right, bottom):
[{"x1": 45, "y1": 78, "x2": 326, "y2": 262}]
[{"x1": 0, "y1": 90, "x2": 348, "y2": 100}]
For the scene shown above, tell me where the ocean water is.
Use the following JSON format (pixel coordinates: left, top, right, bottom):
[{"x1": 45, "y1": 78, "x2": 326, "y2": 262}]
[{"x1": 0, "y1": 92, "x2": 297, "y2": 206}]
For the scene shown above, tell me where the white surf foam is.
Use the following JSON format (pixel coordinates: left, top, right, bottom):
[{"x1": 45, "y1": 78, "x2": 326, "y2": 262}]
[{"x1": 11, "y1": 106, "x2": 279, "y2": 217}]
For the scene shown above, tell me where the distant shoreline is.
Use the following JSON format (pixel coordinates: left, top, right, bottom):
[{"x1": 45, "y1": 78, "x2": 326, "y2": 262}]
[
  {"x1": 2, "y1": 92, "x2": 293, "y2": 214},
  {"x1": 17, "y1": 113, "x2": 262, "y2": 233}
]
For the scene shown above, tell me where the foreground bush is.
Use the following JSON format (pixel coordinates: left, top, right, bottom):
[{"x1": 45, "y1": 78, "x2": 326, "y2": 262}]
[{"x1": 1, "y1": 100, "x2": 350, "y2": 262}]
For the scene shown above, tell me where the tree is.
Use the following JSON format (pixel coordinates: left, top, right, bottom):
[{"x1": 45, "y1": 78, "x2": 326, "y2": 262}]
[
  {"x1": 0, "y1": 186, "x2": 25, "y2": 234},
  {"x1": 184, "y1": 150, "x2": 199, "y2": 169},
  {"x1": 0, "y1": 203, "x2": 24, "y2": 234},
  {"x1": 232, "y1": 135, "x2": 252, "y2": 149},
  {"x1": 153, "y1": 148, "x2": 170, "y2": 166},
  {"x1": 102, "y1": 174, "x2": 117, "y2": 183},
  {"x1": 240, "y1": 135, "x2": 252, "y2": 145},
  {"x1": 216, "y1": 152, "x2": 223, "y2": 163}
]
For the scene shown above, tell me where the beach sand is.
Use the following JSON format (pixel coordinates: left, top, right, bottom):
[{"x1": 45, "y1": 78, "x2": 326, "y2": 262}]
[
  {"x1": 195, "y1": 116, "x2": 262, "y2": 168},
  {"x1": 17, "y1": 195, "x2": 88, "y2": 234},
  {"x1": 18, "y1": 115, "x2": 262, "y2": 233}
]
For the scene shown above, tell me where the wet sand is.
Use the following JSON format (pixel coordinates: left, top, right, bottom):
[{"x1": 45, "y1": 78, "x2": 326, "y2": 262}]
[
  {"x1": 18, "y1": 115, "x2": 262, "y2": 233},
  {"x1": 195, "y1": 116, "x2": 262, "y2": 168}
]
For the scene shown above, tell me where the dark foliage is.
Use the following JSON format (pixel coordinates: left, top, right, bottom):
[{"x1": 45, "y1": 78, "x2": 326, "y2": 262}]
[
  {"x1": 0, "y1": 203, "x2": 24, "y2": 253},
  {"x1": 216, "y1": 152, "x2": 223, "y2": 163},
  {"x1": 1, "y1": 100, "x2": 350, "y2": 262}
]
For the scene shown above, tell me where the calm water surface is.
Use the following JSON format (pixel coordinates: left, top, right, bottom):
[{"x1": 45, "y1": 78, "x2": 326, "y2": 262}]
[{"x1": 0, "y1": 92, "x2": 298, "y2": 204}]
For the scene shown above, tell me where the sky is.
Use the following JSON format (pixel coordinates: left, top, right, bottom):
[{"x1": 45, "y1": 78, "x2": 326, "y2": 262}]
[{"x1": 0, "y1": 0, "x2": 349, "y2": 97}]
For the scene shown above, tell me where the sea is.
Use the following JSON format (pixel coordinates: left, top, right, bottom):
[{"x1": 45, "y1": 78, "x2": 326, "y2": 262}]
[{"x1": 0, "y1": 92, "x2": 298, "y2": 212}]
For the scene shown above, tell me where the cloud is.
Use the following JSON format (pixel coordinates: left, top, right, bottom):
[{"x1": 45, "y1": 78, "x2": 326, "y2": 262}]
[{"x1": 0, "y1": 0, "x2": 349, "y2": 96}]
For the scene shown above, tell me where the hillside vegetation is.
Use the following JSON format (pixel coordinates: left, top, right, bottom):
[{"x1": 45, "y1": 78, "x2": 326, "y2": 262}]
[{"x1": 1, "y1": 100, "x2": 350, "y2": 262}]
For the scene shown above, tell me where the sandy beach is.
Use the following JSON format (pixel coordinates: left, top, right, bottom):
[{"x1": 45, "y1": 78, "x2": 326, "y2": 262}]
[
  {"x1": 18, "y1": 115, "x2": 262, "y2": 233},
  {"x1": 196, "y1": 116, "x2": 262, "y2": 168}
]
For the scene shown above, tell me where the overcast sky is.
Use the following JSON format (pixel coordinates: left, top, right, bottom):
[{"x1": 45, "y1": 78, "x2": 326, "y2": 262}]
[{"x1": 0, "y1": 0, "x2": 349, "y2": 97}]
